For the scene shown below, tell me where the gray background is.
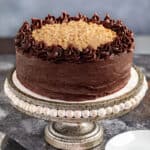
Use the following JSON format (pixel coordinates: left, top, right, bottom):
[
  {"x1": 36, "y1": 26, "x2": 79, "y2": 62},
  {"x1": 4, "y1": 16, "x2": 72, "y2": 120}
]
[{"x1": 0, "y1": 0, "x2": 150, "y2": 37}]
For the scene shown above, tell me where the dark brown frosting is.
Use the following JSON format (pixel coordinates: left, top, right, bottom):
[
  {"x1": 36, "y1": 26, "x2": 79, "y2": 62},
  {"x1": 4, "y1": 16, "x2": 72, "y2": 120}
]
[
  {"x1": 15, "y1": 13, "x2": 134, "y2": 63},
  {"x1": 16, "y1": 51, "x2": 133, "y2": 101}
]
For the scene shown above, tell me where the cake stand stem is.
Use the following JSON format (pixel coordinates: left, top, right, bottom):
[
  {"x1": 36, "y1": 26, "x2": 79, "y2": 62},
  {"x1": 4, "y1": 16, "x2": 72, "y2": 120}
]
[{"x1": 44, "y1": 121, "x2": 103, "y2": 150}]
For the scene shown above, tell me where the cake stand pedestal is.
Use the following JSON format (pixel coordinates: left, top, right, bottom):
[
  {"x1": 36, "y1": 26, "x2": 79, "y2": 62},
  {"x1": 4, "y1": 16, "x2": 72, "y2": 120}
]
[{"x1": 4, "y1": 66, "x2": 148, "y2": 150}]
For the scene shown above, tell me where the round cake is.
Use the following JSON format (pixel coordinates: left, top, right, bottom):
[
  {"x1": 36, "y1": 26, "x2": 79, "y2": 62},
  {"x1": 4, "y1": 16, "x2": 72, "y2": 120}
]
[{"x1": 15, "y1": 13, "x2": 134, "y2": 101}]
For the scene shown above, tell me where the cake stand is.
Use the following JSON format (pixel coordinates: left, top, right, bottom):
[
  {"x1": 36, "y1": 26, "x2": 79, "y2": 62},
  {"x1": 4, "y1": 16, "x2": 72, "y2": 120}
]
[{"x1": 4, "y1": 66, "x2": 148, "y2": 150}]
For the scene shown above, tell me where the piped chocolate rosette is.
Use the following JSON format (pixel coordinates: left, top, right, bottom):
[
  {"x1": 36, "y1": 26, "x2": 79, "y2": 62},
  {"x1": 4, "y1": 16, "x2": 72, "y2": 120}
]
[
  {"x1": 15, "y1": 13, "x2": 134, "y2": 62},
  {"x1": 15, "y1": 13, "x2": 135, "y2": 101}
]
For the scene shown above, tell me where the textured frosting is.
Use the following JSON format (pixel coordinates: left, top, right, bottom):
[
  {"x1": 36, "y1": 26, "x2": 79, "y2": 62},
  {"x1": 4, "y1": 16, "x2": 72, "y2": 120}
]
[
  {"x1": 15, "y1": 13, "x2": 134, "y2": 63},
  {"x1": 16, "y1": 51, "x2": 133, "y2": 101},
  {"x1": 32, "y1": 20, "x2": 117, "y2": 50}
]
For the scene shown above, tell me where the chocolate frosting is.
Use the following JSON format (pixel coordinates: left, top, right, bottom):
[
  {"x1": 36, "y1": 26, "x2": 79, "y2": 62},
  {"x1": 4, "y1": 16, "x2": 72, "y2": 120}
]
[
  {"x1": 15, "y1": 13, "x2": 134, "y2": 63},
  {"x1": 15, "y1": 13, "x2": 134, "y2": 101},
  {"x1": 16, "y1": 51, "x2": 133, "y2": 101}
]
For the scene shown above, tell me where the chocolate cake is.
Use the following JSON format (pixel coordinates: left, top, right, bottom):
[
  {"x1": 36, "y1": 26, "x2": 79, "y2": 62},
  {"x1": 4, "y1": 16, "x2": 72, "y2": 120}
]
[{"x1": 15, "y1": 13, "x2": 134, "y2": 101}]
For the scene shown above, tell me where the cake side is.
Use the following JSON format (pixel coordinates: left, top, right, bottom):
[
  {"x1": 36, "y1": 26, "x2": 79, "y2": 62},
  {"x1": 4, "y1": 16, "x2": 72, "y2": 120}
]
[{"x1": 16, "y1": 51, "x2": 133, "y2": 101}]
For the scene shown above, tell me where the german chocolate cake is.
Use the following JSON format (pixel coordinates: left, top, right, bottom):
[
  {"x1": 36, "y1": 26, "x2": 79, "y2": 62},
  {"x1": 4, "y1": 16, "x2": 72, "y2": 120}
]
[{"x1": 15, "y1": 13, "x2": 134, "y2": 101}]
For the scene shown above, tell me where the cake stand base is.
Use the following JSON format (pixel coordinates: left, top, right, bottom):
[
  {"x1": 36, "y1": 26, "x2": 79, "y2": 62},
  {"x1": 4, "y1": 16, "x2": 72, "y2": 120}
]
[
  {"x1": 45, "y1": 122, "x2": 103, "y2": 150},
  {"x1": 4, "y1": 66, "x2": 148, "y2": 150}
]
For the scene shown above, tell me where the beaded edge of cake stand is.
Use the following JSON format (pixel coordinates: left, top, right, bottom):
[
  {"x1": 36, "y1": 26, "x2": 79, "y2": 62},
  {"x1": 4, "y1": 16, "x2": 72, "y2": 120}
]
[{"x1": 4, "y1": 73, "x2": 148, "y2": 120}]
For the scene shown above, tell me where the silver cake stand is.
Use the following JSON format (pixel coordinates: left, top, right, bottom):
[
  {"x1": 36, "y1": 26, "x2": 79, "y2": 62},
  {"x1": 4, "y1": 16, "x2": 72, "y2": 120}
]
[{"x1": 4, "y1": 66, "x2": 148, "y2": 150}]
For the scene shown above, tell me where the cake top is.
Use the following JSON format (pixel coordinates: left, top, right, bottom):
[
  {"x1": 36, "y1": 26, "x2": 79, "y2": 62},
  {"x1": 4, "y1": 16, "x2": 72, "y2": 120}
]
[
  {"x1": 32, "y1": 20, "x2": 117, "y2": 50},
  {"x1": 15, "y1": 13, "x2": 134, "y2": 63}
]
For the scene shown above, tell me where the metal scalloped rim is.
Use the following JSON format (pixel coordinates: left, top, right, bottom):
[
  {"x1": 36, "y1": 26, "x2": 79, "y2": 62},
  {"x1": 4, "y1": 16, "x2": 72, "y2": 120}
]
[{"x1": 4, "y1": 66, "x2": 148, "y2": 122}]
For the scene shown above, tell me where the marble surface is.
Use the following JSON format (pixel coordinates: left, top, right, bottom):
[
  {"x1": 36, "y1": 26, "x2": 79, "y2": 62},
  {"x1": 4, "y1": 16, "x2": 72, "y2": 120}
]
[{"x1": 0, "y1": 54, "x2": 150, "y2": 150}]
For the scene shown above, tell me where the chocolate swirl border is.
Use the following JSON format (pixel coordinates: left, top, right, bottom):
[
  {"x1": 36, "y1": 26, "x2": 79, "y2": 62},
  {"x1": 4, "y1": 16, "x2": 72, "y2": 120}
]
[{"x1": 15, "y1": 13, "x2": 135, "y2": 63}]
